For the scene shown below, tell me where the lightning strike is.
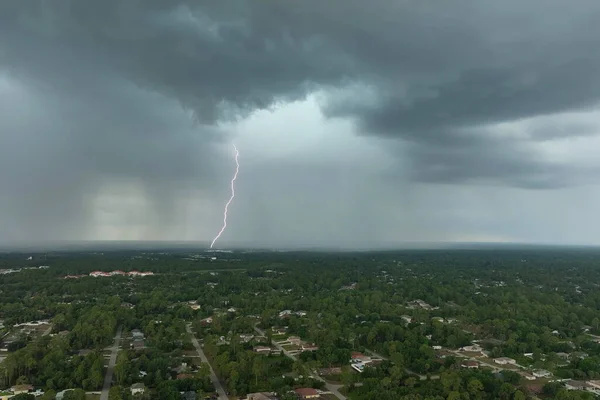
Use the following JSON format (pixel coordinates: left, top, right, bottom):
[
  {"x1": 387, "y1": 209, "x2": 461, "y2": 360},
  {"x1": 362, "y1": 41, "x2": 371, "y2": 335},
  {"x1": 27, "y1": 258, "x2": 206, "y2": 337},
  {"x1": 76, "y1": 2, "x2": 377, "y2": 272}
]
[{"x1": 210, "y1": 144, "x2": 240, "y2": 249}]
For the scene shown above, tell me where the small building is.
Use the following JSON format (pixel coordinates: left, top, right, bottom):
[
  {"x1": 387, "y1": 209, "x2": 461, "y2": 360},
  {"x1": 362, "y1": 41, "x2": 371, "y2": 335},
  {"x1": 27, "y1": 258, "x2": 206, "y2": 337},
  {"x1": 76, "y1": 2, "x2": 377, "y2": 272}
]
[
  {"x1": 301, "y1": 343, "x2": 319, "y2": 352},
  {"x1": 350, "y1": 352, "x2": 371, "y2": 363},
  {"x1": 532, "y1": 369, "x2": 552, "y2": 378},
  {"x1": 131, "y1": 382, "x2": 145, "y2": 395},
  {"x1": 181, "y1": 391, "x2": 197, "y2": 400},
  {"x1": 461, "y1": 360, "x2": 479, "y2": 369},
  {"x1": 494, "y1": 357, "x2": 516, "y2": 365},
  {"x1": 518, "y1": 371, "x2": 536, "y2": 381},
  {"x1": 253, "y1": 346, "x2": 272, "y2": 354},
  {"x1": 131, "y1": 329, "x2": 144, "y2": 339},
  {"x1": 287, "y1": 336, "x2": 302, "y2": 345},
  {"x1": 294, "y1": 387, "x2": 320, "y2": 399},
  {"x1": 11, "y1": 384, "x2": 34, "y2": 394},
  {"x1": 460, "y1": 344, "x2": 483, "y2": 353},
  {"x1": 565, "y1": 380, "x2": 589, "y2": 391}
]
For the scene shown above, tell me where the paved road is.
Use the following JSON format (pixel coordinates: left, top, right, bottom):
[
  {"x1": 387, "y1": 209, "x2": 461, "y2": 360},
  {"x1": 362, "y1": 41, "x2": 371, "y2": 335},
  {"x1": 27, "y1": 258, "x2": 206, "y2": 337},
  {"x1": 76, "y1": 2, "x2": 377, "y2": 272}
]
[
  {"x1": 254, "y1": 325, "x2": 347, "y2": 400},
  {"x1": 447, "y1": 349, "x2": 506, "y2": 372},
  {"x1": 100, "y1": 326, "x2": 122, "y2": 400},
  {"x1": 186, "y1": 323, "x2": 229, "y2": 400},
  {"x1": 42, "y1": 325, "x2": 53, "y2": 336}
]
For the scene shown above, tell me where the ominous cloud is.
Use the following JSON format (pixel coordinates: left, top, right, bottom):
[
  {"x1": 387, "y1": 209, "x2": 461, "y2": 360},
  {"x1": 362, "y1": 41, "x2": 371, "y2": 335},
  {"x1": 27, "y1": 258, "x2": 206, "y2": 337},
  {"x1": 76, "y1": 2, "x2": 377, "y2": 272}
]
[{"x1": 2, "y1": 0, "x2": 600, "y2": 246}]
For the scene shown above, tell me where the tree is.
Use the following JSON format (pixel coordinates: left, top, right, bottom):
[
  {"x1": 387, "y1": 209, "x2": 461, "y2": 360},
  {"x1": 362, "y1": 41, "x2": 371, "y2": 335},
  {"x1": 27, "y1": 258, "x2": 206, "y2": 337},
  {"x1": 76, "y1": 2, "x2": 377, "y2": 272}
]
[
  {"x1": 467, "y1": 378, "x2": 484, "y2": 398},
  {"x1": 62, "y1": 389, "x2": 86, "y2": 400},
  {"x1": 12, "y1": 395, "x2": 35, "y2": 400},
  {"x1": 404, "y1": 377, "x2": 417, "y2": 388},
  {"x1": 447, "y1": 391, "x2": 461, "y2": 400},
  {"x1": 514, "y1": 390, "x2": 526, "y2": 400},
  {"x1": 109, "y1": 386, "x2": 124, "y2": 400},
  {"x1": 40, "y1": 389, "x2": 57, "y2": 400}
]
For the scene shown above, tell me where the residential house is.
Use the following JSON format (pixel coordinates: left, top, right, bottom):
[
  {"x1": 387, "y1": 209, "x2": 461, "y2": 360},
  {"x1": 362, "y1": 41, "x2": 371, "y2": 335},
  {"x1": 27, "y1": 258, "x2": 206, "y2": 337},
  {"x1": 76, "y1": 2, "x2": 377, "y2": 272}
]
[
  {"x1": 181, "y1": 391, "x2": 197, "y2": 400},
  {"x1": 279, "y1": 310, "x2": 292, "y2": 318},
  {"x1": 287, "y1": 336, "x2": 302, "y2": 345},
  {"x1": 565, "y1": 380, "x2": 590, "y2": 391},
  {"x1": 461, "y1": 360, "x2": 479, "y2": 369},
  {"x1": 532, "y1": 369, "x2": 552, "y2": 378},
  {"x1": 90, "y1": 271, "x2": 111, "y2": 277},
  {"x1": 200, "y1": 317, "x2": 213, "y2": 326},
  {"x1": 253, "y1": 346, "x2": 272, "y2": 354},
  {"x1": 493, "y1": 357, "x2": 516, "y2": 365},
  {"x1": 351, "y1": 352, "x2": 371, "y2": 363},
  {"x1": 301, "y1": 343, "x2": 319, "y2": 352},
  {"x1": 294, "y1": 387, "x2": 320, "y2": 399},
  {"x1": 131, "y1": 383, "x2": 145, "y2": 395},
  {"x1": 587, "y1": 381, "x2": 600, "y2": 395},
  {"x1": 240, "y1": 334, "x2": 255, "y2": 343},
  {"x1": 11, "y1": 384, "x2": 34, "y2": 394},
  {"x1": 131, "y1": 329, "x2": 144, "y2": 339},
  {"x1": 518, "y1": 371, "x2": 536, "y2": 381},
  {"x1": 460, "y1": 344, "x2": 483, "y2": 353}
]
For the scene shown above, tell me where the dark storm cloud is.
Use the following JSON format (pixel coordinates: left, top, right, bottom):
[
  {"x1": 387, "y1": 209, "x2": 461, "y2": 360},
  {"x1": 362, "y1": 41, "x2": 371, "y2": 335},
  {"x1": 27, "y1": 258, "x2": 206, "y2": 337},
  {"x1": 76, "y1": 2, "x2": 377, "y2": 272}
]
[
  {"x1": 1, "y1": 0, "x2": 600, "y2": 243},
  {"x1": 4, "y1": 0, "x2": 599, "y2": 190}
]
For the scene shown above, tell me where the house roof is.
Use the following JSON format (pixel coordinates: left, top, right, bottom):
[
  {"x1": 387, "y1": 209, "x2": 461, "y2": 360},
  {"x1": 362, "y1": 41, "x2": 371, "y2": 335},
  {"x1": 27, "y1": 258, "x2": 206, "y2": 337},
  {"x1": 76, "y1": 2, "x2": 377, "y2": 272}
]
[
  {"x1": 131, "y1": 383, "x2": 145, "y2": 389},
  {"x1": 11, "y1": 384, "x2": 34, "y2": 391},
  {"x1": 295, "y1": 387, "x2": 318, "y2": 396}
]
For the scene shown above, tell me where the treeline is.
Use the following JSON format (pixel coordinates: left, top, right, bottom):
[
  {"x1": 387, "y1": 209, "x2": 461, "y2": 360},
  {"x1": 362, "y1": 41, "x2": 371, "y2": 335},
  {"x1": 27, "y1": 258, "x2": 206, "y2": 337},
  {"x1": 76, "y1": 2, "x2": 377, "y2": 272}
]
[{"x1": 0, "y1": 335, "x2": 103, "y2": 390}]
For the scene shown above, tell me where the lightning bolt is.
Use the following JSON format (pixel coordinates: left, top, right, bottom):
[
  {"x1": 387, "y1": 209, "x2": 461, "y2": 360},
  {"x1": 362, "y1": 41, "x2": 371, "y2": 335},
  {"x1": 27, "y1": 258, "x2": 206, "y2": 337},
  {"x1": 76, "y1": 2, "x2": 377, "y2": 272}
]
[{"x1": 210, "y1": 144, "x2": 240, "y2": 249}]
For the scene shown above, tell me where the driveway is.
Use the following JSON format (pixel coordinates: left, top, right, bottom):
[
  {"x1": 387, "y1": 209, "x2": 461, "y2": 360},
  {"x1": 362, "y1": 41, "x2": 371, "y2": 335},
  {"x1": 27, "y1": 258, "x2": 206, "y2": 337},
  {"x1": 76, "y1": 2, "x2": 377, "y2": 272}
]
[
  {"x1": 100, "y1": 326, "x2": 122, "y2": 400},
  {"x1": 186, "y1": 323, "x2": 229, "y2": 400},
  {"x1": 254, "y1": 325, "x2": 346, "y2": 400}
]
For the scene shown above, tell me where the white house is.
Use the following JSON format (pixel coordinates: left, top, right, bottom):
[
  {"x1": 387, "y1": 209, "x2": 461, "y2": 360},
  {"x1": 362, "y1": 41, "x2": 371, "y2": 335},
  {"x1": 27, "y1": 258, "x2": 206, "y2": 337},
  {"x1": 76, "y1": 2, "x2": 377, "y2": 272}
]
[
  {"x1": 494, "y1": 357, "x2": 516, "y2": 365},
  {"x1": 131, "y1": 383, "x2": 145, "y2": 395},
  {"x1": 532, "y1": 369, "x2": 552, "y2": 378}
]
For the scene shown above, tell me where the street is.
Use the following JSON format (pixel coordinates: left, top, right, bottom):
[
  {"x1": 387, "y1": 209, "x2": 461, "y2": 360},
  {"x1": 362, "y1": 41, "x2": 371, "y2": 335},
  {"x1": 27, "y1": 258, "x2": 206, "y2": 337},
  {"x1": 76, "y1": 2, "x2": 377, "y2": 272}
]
[
  {"x1": 186, "y1": 323, "x2": 229, "y2": 400},
  {"x1": 254, "y1": 325, "x2": 347, "y2": 400},
  {"x1": 100, "y1": 326, "x2": 122, "y2": 400}
]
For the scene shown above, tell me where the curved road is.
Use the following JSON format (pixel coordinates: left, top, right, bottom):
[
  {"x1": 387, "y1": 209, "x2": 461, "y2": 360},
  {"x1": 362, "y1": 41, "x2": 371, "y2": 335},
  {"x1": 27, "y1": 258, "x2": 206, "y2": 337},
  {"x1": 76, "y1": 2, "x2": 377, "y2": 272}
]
[
  {"x1": 100, "y1": 326, "x2": 122, "y2": 400},
  {"x1": 186, "y1": 323, "x2": 229, "y2": 400}
]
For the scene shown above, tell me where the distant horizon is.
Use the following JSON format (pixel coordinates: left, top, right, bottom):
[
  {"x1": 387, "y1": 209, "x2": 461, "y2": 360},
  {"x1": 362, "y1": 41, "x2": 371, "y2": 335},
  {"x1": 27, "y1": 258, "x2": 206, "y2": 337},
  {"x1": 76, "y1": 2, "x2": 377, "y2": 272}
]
[{"x1": 1, "y1": 239, "x2": 600, "y2": 253}]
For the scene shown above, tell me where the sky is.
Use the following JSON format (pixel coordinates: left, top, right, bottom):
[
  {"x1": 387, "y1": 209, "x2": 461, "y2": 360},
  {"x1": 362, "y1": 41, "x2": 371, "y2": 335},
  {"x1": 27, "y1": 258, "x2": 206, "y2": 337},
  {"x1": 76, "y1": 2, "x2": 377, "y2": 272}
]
[{"x1": 2, "y1": 0, "x2": 600, "y2": 249}]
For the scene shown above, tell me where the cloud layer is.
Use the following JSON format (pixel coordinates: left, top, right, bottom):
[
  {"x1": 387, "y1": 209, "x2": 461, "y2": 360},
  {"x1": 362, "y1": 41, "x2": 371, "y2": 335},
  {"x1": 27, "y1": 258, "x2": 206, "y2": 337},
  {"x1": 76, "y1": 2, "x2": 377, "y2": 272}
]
[{"x1": 2, "y1": 0, "x2": 600, "y2": 246}]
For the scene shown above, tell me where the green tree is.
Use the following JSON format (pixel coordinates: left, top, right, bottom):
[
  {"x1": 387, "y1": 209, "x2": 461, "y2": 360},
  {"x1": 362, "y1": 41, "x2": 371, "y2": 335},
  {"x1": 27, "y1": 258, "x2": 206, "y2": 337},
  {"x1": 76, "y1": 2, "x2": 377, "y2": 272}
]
[
  {"x1": 109, "y1": 386, "x2": 124, "y2": 400},
  {"x1": 62, "y1": 389, "x2": 86, "y2": 400},
  {"x1": 514, "y1": 390, "x2": 526, "y2": 400},
  {"x1": 12, "y1": 394, "x2": 35, "y2": 400},
  {"x1": 40, "y1": 389, "x2": 57, "y2": 400}
]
